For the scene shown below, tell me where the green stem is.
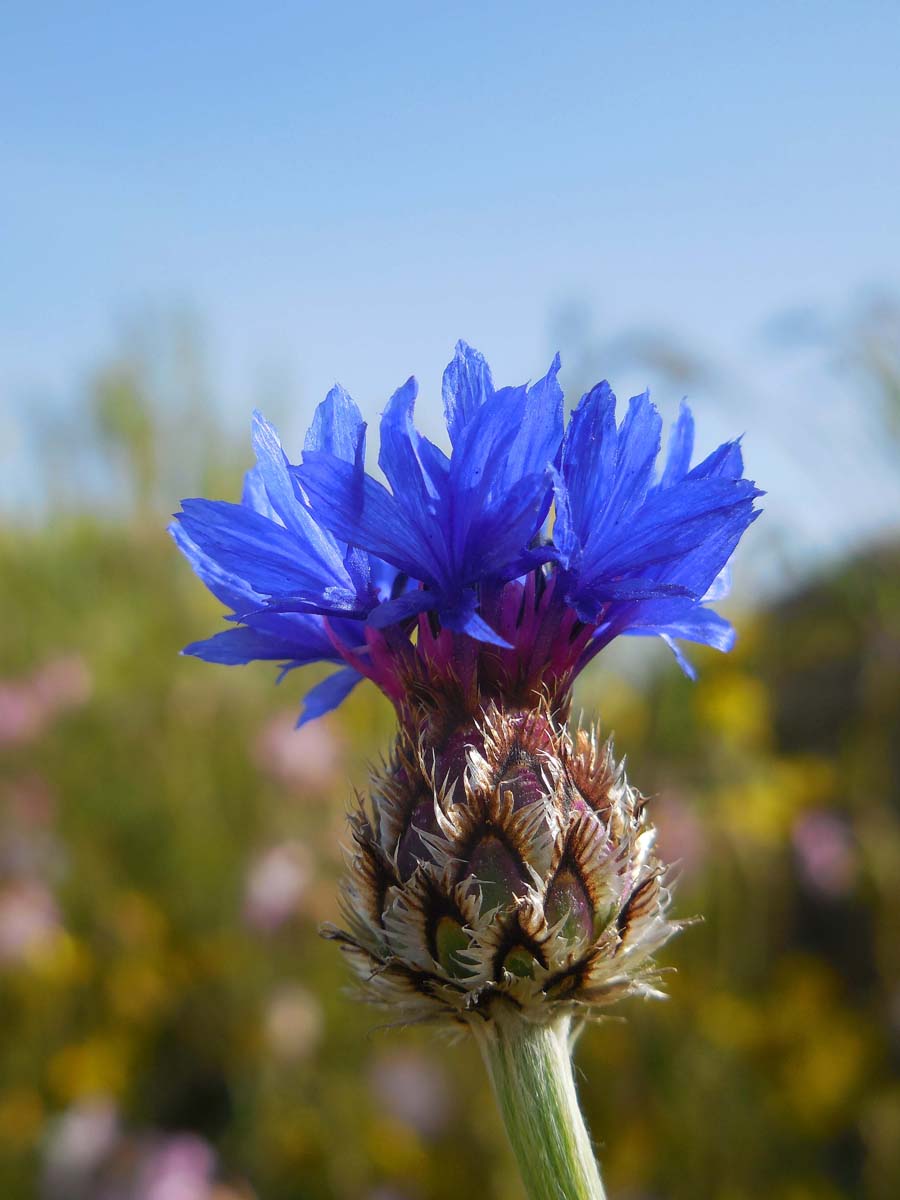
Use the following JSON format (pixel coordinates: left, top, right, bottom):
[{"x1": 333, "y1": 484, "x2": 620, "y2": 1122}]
[{"x1": 472, "y1": 1007, "x2": 607, "y2": 1200}]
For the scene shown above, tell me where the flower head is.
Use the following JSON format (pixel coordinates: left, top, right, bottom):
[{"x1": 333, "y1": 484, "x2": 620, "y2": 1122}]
[
  {"x1": 172, "y1": 341, "x2": 760, "y2": 724},
  {"x1": 173, "y1": 341, "x2": 762, "y2": 1028}
]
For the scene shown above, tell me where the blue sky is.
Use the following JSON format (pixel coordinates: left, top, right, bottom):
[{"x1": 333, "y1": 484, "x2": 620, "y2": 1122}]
[{"x1": 2, "y1": 2, "x2": 899, "y2": 576}]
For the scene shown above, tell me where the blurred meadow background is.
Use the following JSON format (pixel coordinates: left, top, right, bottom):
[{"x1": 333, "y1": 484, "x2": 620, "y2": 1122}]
[{"x1": 2, "y1": 5, "x2": 899, "y2": 1198}]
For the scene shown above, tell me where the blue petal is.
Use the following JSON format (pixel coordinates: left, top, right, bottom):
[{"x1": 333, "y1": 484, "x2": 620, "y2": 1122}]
[
  {"x1": 464, "y1": 471, "x2": 555, "y2": 580},
  {"x1": 581, "y1": 579, "x2": 695, "y2": 603},
  {"x1": 689, "y1": 438, "x2": 745, "y2": 481},
  {"x1": 657, "y1": 401, "x2": 694, "y2": 488},
  {"x1": 640, "y1": 501, "x2": 761, "y2": 603},
  {"x1": 240, "y1": 587, "x2": 372, "y2": 619},
  {"x1": 298, "y1": 667, "x2": 362, "y2": 726},
  {"x1": 442, "y1": 340, "x2": 494, "y2": 446},
  {"x1": 183, "y1": 622, "x2": 336, "y2": 666},
  {"x1": 242, "y1": 464, "x2": 279, "y2": 521},
  {"x1": 169, "y1": 521, "x2": 262, "y2": 613},
  {"x1": 623, "y1": 604, "x2": 735, "y2": 650},
  {"x1": 367, "y1": 588, "x2": 438, "y2": 628},
  {"x1": 555, "y1": 382, "x2": 617, "y2": 558},
  {"x1": 244, "y1": 607, "x2": 345, "y2": 644},
  {"x1": 304, "y1": 383, "x2": 366, "y2": 464},
  {"x1": 658, "y1": 606, "x2": 736, "y2": 651},
  {"x1": 576, "y1": 502, "x2": 757, "y2": 630},
  {"x1": 300, "y1": 450, "x2": 439, "y2": 581},
  {"x1": 659, "y1": 635, "x2": 698, "y2": 680},
  {"x1": 585, "y1": 478, "x2": 759, "y2": 579},
  {"x1": 414, "y1": 435, "x2": 451, "y2": 486},
  {"x1": 175, "y1": 498, "x2": 356, "y2": 605},
  {"x1": 624, "y1": 605, "x2": 737, "y2": 679},
  {"x1": 251, "y1": 411, "x2": 352, "y2": 585},
  {"x1": 445, "y1": 606, "x2": 512, "y2": 648},
  {"x1": 500, "y1": 353, "x2": 564, "y2": 490},
  {"x1": 379, "y1": 377, "x2": 443, "y2": 508},
  {"x1": 451, "y1": 383, "x2": 527, "y2": 490},
  {"x1": 582, "y1": 391, "x2": 662, "y2": 556},
  {"x1": 447, "y1": 384, "x2": 533, "y2": 564}
]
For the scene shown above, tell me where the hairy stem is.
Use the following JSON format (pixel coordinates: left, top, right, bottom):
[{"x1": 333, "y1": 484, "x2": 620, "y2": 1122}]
[{"x1": 472, "y1": 1007, "x2": 606, "y2": 1200}]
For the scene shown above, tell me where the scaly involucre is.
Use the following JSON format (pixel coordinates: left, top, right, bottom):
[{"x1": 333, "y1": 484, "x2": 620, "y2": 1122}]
[{"x1": 327, "y1": 704, "x2": 673, "y2": 1025}]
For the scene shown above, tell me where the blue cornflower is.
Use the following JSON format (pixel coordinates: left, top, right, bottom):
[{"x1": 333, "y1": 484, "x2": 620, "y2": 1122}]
[{"x1": 172, "y1": 341, "x2": 761, "y2": 722}]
